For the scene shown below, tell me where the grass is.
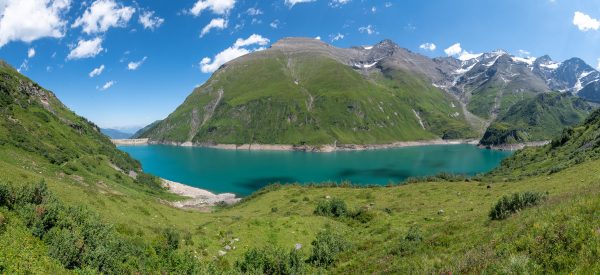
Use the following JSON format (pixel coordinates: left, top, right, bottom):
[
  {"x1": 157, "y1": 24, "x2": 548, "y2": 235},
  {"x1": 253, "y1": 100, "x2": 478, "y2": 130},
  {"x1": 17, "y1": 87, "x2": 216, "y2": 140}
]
[
  {"x1": 140, "y1": 51, "x2": 477, "y2": 145},
  {"x1": 2, "y1": 139, "x2": 600, "y2": 273},
  {"x1": 480, "y1": 92, "x2": 592, "y2": 145}
]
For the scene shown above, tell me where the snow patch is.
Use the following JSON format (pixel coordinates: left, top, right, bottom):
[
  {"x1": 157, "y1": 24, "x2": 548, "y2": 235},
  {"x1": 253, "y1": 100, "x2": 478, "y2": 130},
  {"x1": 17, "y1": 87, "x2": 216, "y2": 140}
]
[
  {"x1": 511, "y1": 56, "x2": 536, "y2": 65},
  {"x1": 540, "y1": 62, "x2": 559, "y2": 70},
  {"x1": 363, "y1": 46, "x2": 373, "y2": 50}
]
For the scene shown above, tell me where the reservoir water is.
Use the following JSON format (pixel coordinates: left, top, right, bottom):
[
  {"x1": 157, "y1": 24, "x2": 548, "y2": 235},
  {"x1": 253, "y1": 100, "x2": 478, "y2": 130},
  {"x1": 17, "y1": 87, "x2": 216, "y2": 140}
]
[{"x1": 118, "y1": 144, "x2": 512, "y2": 196}]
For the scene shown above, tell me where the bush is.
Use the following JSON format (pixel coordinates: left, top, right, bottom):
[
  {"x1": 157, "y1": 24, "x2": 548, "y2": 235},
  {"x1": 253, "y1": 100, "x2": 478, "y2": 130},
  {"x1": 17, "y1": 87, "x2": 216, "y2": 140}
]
[
  {"x1": 236, "y1": 246, "x2": 305, "y2": 274},
  {"x1": 392, "y1": 226, "x2": 423, "y2": 256},
  {"x1": 308, "y1": 230, "x2": 350, "y2": 268},
  {"x1": 348, "y1": 208, "x2": 374, "y2": 224},
  {"x1": 314, "y1": 198, "x2": 348, "y2": 218},
  {"x1": 489, "y1": 191, "x2": 547, "y2": 220}
]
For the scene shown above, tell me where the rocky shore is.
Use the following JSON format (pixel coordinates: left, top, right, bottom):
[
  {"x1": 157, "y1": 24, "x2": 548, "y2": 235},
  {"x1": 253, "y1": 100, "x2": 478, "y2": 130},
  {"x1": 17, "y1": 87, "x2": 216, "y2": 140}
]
[
  {"x1": 161, "y1": 179, "x2": 240, "y2": 211},
  {"x1": 142, "y1": 138, "x2": 480, "y2": 152}
]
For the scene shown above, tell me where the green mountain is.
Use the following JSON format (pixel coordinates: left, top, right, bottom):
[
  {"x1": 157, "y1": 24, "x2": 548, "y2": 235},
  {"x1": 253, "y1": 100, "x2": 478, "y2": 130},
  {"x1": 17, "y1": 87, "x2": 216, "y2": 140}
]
[
  {"x1": 479, "y1": 92, "x2": 592, "y2": 145},
  {"x1": 137, "y1": 38, "x2": 596, "y2": 147},
  {"x1": 139, "y1": 38, "x2": 477, "y2": 146},
  {"x1": 1, "y1": 61, "x2": 599, "y2": 273}
]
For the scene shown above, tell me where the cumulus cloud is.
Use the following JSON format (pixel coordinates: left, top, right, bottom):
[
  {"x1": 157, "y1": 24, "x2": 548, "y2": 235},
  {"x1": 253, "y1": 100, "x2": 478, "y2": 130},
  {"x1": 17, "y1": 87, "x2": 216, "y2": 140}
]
[
  {"x1": 0, "y1": 0, "x2": 71, "y2": 47},
  {"x1": 67, "y1": 37, "x2": 104, "y2": 60},
  {"x1": 139, "y1": 10, "x2": 164, "y2": 30},
  {"x1": 444, "y1": 43, "x2": 482, "y2": 61},
  {"x1": 89, "y1": 64, "x2": 105, "y2": 77},
  {"x1": 444, "y1": 43, "x2": 462, "y2": 56},
  {"x1": 190, "y1": 0, "x2": 235, "y2": 16},
  {"x1": 358, "y1": 25, "x2": 377, "y2": 35},
  {"x1": 331, "y1": 33, "x2": 344, "y2": 41},
  {"x1": 419, "y1": 42, "x2": 436, "y2": 51},
  {"x1": 270, "y1": 20, "x2": 280, "y2": 29},
  {"x1": 72, "y1": 0, "x2": 135, "y2": 34},
  {"x1": 329, "y1": 0, "x2": 350, "y2": 7},
  {"x1": 285, "y1": 0, "x2": 316, "y2": 8},
  {"x1": 201, "y1": 18, "x2": 227, "y2": 37},
  {"x1": 98, "y1": 80, "x2": 115, "y2": 91},
  {"x1": 200, "y1": 34, "x2": 269, "y2": 73},
  {"x1": 28, "y1": 48, "x2": 36, "y2": 58},
  {"x1": 518, "y1": 49, "x2": 531, "y2": 57},
  {"x1": 127, "y1": 56, "x2": 147, "y2": 70},
  {"x1": 246, "y1": 7, "x2": 262, "y2": 16},
  {"x1": 573, "y1": 11, "x2": 599, "y2": 31}
]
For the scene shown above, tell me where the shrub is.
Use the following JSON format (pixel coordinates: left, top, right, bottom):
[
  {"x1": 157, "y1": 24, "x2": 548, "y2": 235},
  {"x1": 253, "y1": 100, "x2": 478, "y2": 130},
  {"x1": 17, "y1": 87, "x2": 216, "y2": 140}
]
[
  {"x1": 348, "y1": 208, "x2": 374, "y2": 224},
  {"x1": 236, "y1": 246, "x2": 305, "y2": 274},
  {"x1": 392, "y1": 226, "x2": 423, "y2": 256},
  {"x1": 314, "y1": 198, "x2": 348, "y2": 218},
  {"x1": 308, "y1": 230, "x2": 350, "y2": 268},
  {"x1": 489, "y1": 191, "x2": 547, "y2": 220}
]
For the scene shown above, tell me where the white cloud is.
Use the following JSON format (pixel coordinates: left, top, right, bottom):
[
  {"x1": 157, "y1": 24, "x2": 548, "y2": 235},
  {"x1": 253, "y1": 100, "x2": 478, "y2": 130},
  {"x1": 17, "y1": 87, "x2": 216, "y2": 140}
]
[
  {"x1": 371, "y1": 6, "x2": 376, "y2": 13},
  {"x1": 190, "y1": 0, "x2": 235, "y2": 16},
  {"x1": 89, "y1": 64, "x2": 104, "y2": 77},
  {"x1": 201, "y1": 18, "x2": 227, "y2": 37},
  {"x1": 72, "y1": 0, "x2": 135, "y2": 34},
  {"x1": 358, "y1": 25, "x2": 377, "y2": 35},
  {"x1": 315, "y1": 36, "x2": 321, "y2": 40},
  {"x1": 573, "y1": 11, "x2": 599, "y2": 31},
  {"x1": 246, "y1": 7, "x2": 262, "y2": 16},
  {"x1": 329, "y1": 0, "x2": 350, "y2": 7},
  {"x1": 139, "y1": 11, "x2": 164, "y2": 30},
  {"x1": 384, "y1": 2, "x2": 392, "y2": 8},
  {"x1": 233, "y1": 34, "x2": 269, "y2": 48},
  {"x1": 28, "y1": 48, "x2": 36, "y2": 58},
  {"x1": 0, "y1": 0, "x2": 71, "y2": 47},
  {"x1": 98, "y1": 80, "x2": 115, "y2": 91},
  {"x1": 331, "y1": 33, "x2": 344, "y2": 41},
  {"x1": 67, "y1": 37, "x2": 104, "y2": 60},
  {"x1": 444, "y1": 43, "x2": 462, "y2": 56},
  {"x1": 419, "y1": 42, "x2": 436, "y2": 51},
  {"x1": 597, "y1": 58, "x2": 600, "y2": 70},
  {"x1": 285, "y1": 0, "x2": 315, "y2": 8},
  {"x1": 518, "y1": 49, "x2": 531, "y2": 57},
  {"x1": 200, "y1": 34, "x2": 269, "y2": 73},
  {"x1": 127, "y1": 56, "x2": 147, "y2": 70},
  {"x1": 444, "y1": 43, "x2": 482, "y2": 61},
  {"x1": 270, "y1": 20, "x2": 279, "y2": 29}
]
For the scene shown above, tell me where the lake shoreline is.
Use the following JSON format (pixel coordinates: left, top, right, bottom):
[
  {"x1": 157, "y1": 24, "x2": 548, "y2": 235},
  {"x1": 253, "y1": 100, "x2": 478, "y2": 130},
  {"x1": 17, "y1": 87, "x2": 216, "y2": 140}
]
[
  {"x1": 477, "y1": 141, "x2": 550, "y2": 151},
  {"x1": 115, "y1": 138, "x2": 482, "y2": 152},
  {"x1": 161, "y1": 178, "x2": 241, "y2": 211}
]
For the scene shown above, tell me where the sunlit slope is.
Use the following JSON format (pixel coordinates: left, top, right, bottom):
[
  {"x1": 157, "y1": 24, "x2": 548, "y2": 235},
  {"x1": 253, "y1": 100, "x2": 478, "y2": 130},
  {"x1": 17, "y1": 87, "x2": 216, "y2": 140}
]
[
  {"x1": 140, "y1": 51, "x2": 476, "y2": 145},
  {"x1": 480, "y1": 92, "x2": 592, "y2": 145}
]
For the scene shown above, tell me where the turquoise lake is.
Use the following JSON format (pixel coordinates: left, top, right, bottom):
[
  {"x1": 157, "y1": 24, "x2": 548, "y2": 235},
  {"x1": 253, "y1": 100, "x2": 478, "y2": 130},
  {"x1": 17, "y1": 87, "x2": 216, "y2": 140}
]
[{"x1": 118, "y1": 144, "x2": 512, "y2": 196}]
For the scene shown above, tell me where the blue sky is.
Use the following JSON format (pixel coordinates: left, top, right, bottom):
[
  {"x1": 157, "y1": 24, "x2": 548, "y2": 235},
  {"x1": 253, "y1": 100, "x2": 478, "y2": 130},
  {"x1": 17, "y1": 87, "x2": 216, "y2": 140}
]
[{"x1": 1, "y1": 0, "x2": 600, "y2": 130}]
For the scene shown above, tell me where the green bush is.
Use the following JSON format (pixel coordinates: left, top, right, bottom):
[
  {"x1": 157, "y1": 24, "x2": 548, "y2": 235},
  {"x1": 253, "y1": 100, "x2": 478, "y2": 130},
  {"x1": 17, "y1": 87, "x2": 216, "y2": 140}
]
[
  {"x1": 392, "y1": 226, "x2": 423, "y2": 256},
  {"x1": 236, "y1": 246, "x2": 305, "y2": 274},
  {"x1": 308, "y1": 230, "x2": 349, "y2": 268},
  {"x1": 489, "y1": 191, "x2": 547, "y2": 220},
  {"x1": 314, "y1": 198, "x2": 348, "y2": 218}
]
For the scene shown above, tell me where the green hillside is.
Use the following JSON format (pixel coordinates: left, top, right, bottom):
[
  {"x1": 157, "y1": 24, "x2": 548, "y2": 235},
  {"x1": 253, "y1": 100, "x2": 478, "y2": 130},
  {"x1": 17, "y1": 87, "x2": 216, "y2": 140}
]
[
  {"x1": 1, "y1": 61, "x2": 599, "y2": 273},
  {"x1": 480, "y1": 92, "x2": 592, "y2": 145},
  {"x1": 139, "y1": 50, "x2": 476, "y2": 145}
]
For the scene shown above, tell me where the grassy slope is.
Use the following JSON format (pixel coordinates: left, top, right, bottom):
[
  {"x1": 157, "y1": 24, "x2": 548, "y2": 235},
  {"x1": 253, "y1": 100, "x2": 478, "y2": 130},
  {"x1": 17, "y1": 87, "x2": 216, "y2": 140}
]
[
  {"x1": 2, "y1": 142, "x2": 599, "y2": 273},
  {"x1": 141, "y1": 52, "x2": 476, "y2": 145},
  {"x1": 480, "y1": 92, "x2": 592, "y2": 145}
]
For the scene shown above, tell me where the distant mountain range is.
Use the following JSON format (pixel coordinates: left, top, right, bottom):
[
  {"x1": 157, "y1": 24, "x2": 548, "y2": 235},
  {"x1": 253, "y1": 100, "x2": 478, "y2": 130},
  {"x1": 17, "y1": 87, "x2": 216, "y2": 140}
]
[
  {"x1": 100, "y1": 128, "x2": 133, "y2": 139},
  {"x1": 137, "y1": 38, "x2": 598, "y2": 146}
]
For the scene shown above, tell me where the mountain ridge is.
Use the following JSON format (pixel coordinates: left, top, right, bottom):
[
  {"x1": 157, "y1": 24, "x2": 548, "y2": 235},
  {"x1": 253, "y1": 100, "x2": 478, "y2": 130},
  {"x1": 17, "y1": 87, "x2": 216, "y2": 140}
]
[{"x1": 137, "y1": 37, "x2": 597, "y2": 146}]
